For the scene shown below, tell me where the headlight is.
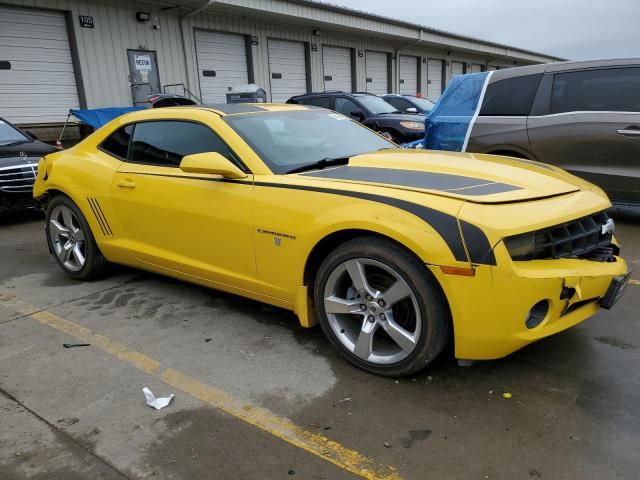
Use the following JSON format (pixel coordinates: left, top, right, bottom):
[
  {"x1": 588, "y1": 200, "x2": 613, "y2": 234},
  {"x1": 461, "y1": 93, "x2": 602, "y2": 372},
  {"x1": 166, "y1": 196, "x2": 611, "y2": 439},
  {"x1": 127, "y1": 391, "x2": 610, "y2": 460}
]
[
  {"x1": 504, "y1": 232, "x2": 537, "y2": 260},
  {"x1": 399, "y1": 121, "x2": 424, "y2": 130}
]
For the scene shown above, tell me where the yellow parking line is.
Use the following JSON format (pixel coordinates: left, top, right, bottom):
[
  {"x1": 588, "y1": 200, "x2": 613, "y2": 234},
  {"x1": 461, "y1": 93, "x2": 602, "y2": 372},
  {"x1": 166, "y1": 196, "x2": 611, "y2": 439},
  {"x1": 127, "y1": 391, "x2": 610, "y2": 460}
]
[{"x1": 17, "y1": 306, "x2": 402, "y2": 480}]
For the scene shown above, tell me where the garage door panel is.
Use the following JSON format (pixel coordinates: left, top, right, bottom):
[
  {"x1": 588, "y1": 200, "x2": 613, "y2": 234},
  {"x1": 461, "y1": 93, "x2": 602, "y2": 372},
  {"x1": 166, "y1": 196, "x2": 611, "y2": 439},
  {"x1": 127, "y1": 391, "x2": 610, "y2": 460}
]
[
  {"x1": 268, "y1": 39, "x2": 307, "y2": 103},
  {"x1": 195, "y1": 30, "x2": 249, "y2": 104},
  {"x1": 399, "y1": 55, "x2": 418, "y2": 95},
  {"x1": 0, "y1": 5, "x2": 79, "y2": 124},
  {"x1": 426, "y1": 59, "x2": 443, "y2": 102},
  {"x1": 451, "y1": 61, "x2": 465, "y2": 80},
  {"x1": 365, "y1": 51, "x2": 388, "y2": 95}
]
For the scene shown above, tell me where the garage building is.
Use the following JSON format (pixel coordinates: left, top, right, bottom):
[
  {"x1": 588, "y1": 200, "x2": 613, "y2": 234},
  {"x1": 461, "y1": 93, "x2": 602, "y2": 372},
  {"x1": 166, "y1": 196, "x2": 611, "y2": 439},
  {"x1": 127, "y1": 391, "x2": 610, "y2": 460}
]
[{"x1": 0, "y1": 0, "x2": 562, "y2": 138}]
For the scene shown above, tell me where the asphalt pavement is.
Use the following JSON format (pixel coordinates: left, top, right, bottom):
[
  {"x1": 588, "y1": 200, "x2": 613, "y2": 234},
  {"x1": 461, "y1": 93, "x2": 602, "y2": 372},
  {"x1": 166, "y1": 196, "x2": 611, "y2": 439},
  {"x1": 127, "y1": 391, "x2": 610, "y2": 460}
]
[{"x1": 1, "y1": 207, "x2": 638, "y2": 480}]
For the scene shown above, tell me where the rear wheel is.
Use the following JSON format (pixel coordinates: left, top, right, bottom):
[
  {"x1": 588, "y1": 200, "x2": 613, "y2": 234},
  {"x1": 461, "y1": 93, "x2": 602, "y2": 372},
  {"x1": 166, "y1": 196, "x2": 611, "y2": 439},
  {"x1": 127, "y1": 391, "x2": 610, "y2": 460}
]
[
  {"x1": 46, "y1": 195, "x2": 108, "y2": 280},
  {"x1": 314, "y1": 236, "x2": 449, "y2": 376}
]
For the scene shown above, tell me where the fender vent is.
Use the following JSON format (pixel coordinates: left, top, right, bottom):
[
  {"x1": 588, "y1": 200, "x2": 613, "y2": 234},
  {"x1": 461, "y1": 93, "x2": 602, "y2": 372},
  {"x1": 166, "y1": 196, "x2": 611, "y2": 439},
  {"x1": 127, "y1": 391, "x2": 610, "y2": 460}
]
[{"x1": 87, "y1": 197, "x2": 112, "y2": 236}]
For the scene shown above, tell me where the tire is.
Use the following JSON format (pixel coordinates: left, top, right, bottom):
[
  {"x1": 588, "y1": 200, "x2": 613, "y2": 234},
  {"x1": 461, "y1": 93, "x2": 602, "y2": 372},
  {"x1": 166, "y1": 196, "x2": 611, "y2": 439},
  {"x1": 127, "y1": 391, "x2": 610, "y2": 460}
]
[
  {"x1": 45, "y1": 195, "x2": 108, "y2": 280},
  {"x1": 314, "y1": 236, "x2": 449, "y2": 377}
]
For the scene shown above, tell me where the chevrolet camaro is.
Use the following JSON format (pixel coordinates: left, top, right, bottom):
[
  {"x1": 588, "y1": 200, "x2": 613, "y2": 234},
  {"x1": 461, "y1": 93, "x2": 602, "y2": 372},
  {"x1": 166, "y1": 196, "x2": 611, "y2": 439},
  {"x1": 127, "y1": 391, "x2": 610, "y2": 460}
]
[{"x1": 33, "y1": 104, "x2": 630, "y2": 376}]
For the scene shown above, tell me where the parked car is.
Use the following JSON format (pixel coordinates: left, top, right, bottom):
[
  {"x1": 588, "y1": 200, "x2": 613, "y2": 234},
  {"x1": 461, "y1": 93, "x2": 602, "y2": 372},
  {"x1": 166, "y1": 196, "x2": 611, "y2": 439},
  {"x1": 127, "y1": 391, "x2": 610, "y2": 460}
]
[
  {"x1": 1, "y1": 117, "x2": 58, "y2": 213},
  {"x1": 424, "y1": 58, "x2": 640, "y2": 205},
  {"x1": 287, "y1": 91, "x2": 425, "y2": 143},
  {"x1": 381, "y1": 94, "x2": 435, "y2": 115},
  {"x1": 34, "y1": 104, "x2": 629, "y2": 376}
]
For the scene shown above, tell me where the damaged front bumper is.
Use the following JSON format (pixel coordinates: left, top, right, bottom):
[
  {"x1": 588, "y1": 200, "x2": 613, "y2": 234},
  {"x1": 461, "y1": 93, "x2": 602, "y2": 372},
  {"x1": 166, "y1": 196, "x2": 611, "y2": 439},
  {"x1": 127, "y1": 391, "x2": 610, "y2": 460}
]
[{"x1": 430, "y1": 240, "x2": 629, "y2": 361}]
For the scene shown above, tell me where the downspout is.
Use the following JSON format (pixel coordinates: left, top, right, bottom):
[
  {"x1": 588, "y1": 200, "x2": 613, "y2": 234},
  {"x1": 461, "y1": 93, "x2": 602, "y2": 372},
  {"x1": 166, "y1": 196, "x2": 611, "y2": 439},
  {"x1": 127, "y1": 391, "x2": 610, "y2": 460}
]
[
  {"x1": 179, "y1": 1, "x2": 216, "y2": 98},
  {"x1": 394, "y1": 29, "x2": 425, "y2": 93}
]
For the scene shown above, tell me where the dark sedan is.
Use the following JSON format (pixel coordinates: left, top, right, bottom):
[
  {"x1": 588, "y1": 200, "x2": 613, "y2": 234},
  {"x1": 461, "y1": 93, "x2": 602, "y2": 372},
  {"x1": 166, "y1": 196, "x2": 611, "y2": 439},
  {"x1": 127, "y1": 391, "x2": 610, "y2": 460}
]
[{"x1": 1, "y1": 118, "x2": 58, "y2": 213}]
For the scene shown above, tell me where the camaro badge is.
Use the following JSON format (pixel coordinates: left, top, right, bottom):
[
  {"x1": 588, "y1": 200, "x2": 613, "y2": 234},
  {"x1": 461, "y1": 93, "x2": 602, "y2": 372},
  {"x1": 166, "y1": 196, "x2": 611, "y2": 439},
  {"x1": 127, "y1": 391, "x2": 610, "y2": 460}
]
[{"x1": 601, "y1": 218, "x2": 615, "y2": 235}]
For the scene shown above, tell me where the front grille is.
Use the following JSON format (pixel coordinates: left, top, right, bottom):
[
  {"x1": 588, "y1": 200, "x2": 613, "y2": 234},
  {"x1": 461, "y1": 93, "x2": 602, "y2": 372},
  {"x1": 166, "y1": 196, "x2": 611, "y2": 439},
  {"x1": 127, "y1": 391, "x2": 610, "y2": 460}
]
[
  {"x1": 505, "y1": 211, "x2": 617, "y2": 261},
  {"x1": 0, "y1": 163, "x2": 38, "y2": 193}
]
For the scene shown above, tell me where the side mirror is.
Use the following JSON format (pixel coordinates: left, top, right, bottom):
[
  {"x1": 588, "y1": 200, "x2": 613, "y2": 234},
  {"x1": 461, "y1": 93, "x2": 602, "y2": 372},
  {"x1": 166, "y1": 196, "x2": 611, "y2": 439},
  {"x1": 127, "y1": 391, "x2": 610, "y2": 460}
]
[
  {"x1": 350, "y1": 109, "x2": 365, "y2": 121},
  {"x1": 406, "y1": 107, "x2": 418, "y2": 113},
  {"x1": 179, "y1": 152, "x2": 247, "y2": 179}
]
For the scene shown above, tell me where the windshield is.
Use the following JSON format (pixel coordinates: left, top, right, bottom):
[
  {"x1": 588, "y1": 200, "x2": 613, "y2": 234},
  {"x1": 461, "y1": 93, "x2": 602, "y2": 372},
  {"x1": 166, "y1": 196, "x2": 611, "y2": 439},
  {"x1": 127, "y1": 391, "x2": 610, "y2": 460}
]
[
  {"x1": 224, "y1": 110, "x2": 395, "y2": 174},
  {"x1": 0, "y1": 119, "x2": 29, "y2": 146},
  {"x1": 356, "y1": 96, "x2": 398, "y2": 114},
  {"x1": 412, "y1": 97, "x2": 435, "y2": 111}
]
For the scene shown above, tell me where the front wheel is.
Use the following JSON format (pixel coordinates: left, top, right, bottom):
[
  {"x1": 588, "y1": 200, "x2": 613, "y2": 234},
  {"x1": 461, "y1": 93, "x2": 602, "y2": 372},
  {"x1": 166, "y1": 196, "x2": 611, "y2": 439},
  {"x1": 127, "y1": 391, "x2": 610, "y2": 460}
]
[
  {"x1": 46, "y1": 195, "x2": 108, "y2": 280},
  {"x1": 314, "y1": 236, "x2": 449, "y2": 377}
]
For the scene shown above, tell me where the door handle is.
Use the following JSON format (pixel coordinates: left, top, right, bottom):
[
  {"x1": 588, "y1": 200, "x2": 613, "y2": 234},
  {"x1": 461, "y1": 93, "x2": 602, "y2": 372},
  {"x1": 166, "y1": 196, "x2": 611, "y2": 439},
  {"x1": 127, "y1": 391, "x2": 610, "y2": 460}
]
[
  {"x1": 116, "y1": 179, "x2": 136, "y2": 189},
  {"x1": 616, "y1": 127, "x2": 640, "y2": 136}
]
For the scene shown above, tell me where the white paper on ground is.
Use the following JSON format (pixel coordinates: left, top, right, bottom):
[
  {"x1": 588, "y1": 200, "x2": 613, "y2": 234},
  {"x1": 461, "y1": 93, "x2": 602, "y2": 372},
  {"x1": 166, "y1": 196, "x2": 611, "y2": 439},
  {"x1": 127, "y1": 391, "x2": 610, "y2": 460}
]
[{"x1": 143, "y1": 387, "x2": 175, "y2": 410}]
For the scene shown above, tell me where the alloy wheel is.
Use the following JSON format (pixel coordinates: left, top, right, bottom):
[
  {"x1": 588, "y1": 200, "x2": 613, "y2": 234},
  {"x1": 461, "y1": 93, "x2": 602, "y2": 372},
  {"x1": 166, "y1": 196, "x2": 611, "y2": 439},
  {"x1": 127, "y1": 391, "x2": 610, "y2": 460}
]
[
  {"x1": 48, "y1": 205, "x2": 87, "y2": 272},
  {"x1": 323, "y1": 258, "x2": 421, "y2": 365}
]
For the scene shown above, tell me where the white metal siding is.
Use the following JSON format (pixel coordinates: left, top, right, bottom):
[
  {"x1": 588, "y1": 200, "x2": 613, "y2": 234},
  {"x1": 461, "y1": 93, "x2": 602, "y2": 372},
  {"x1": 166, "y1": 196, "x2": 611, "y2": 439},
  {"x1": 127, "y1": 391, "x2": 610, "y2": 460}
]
[
  {"x1": 322, "y1": 46, "x2": 352, "y2": 92},
  {"x1": 399, "y1": 55, "x2": 418, "y2": 95},
  {"x1": 267, "y1": 39, "x2": 307, "y2": 102},
  {"x1": 0, "y1": 5, "x2": 79, "y2": 124},
  {"x1": 195, "y1": 30, "x2": 249, "y2": 103},
  {"x1": 365, "y1": 50, "x2": 388, "y2": 94},
  {"x1": 426, "y1": 59, "x2": 443, "y2": 101},
  {"x1": 451, "y1": 61, "x2": 465, "y2": 80},
  {"x1": 470, "y1": 63, "x2": 483, "y2": 74}
]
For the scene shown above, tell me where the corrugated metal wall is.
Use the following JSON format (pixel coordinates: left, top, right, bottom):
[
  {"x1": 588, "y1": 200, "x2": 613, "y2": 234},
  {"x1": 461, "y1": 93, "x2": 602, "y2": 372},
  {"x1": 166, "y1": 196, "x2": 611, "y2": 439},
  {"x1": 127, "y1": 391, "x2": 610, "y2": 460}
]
[{"x1": 0, "y1": 0, "x2": 542, "y2": 119}]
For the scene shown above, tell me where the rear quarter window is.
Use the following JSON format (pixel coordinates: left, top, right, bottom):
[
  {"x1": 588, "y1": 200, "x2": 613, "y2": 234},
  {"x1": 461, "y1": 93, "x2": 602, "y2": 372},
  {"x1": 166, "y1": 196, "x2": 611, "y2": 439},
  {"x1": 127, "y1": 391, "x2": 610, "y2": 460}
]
[
  {"x1": 480, "y1": 74, "x2": 543, "y2": 116},
  {"x1": 551, "y1": 67, "x2": 640, "y2": 113},
  {"x1": 100, "y1": 124, "x2": 133, "y2": 159}
]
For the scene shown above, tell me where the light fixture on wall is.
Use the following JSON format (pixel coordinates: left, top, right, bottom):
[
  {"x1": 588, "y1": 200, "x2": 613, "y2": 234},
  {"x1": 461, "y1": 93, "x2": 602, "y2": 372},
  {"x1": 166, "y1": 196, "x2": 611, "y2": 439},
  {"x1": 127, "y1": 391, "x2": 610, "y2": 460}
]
[
  {"x1": 358, "y1": 49, "x2": 364, "y2": 57},
  {"x1": 136, "y1": 11, "x2": 151, "y2": 22},
  {"x1": 312, "y1": 29, "x2": 321, "y2": 36}
]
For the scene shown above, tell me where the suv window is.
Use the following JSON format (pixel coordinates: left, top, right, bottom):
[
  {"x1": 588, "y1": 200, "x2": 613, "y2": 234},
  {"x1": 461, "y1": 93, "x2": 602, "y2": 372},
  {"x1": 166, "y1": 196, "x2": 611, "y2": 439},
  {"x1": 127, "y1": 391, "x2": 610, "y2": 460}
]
[
  {"x1": 386, "y1": 97, "x2": 412, "y2": 112},
  {"x1": 335, "y1": 97, "x2": 360, "y2": 116},
  {"x1": 129, "y1": 121, "x2": 231, "y2": 167},
  {"x1": 100, "y1": 124, "x2": 133, "y2": 159},
  {"x1": 551, "y1": 67, "x2": 640, "y2": 114},
  {"x1": 480, "y1": 74, "x2": 542, "y2": 116},
  {"x1": 307, "y1": 97, "x2": 332, "y2": 109}
]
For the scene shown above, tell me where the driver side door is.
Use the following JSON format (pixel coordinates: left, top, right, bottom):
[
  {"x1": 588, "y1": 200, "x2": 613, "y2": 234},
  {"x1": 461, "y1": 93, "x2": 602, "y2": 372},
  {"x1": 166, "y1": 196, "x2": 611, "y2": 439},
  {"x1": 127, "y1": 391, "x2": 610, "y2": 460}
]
[{"x1": 109, "y1": 120, "x2": 257, "y2": 292}]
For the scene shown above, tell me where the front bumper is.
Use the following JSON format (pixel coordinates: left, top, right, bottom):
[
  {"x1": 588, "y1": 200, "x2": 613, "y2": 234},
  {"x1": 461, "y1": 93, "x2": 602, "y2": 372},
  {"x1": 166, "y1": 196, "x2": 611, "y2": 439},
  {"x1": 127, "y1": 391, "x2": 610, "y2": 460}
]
[{"x1": 431, "y1": 241, "x2": 629, "y2": 360}]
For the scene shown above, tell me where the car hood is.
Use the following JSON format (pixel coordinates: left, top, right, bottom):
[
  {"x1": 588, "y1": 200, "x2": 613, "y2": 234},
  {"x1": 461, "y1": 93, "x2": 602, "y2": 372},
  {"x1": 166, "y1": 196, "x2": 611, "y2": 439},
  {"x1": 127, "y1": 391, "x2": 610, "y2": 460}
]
[
  {"x1": 295, "y1": 149, "x2": 589, "y2": 204},
  {"x1": 368, "y1": 113, "x2": 425, "y2": 123},
  {"x1": 0, "y1": 140, "x2": 58, "y2": 165}
]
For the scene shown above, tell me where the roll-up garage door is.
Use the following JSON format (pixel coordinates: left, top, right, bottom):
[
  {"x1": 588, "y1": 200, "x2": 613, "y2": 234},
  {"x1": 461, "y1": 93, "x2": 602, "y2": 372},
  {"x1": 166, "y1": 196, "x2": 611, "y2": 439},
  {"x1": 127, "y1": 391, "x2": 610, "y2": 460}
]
[
  {"x1": 399, "y1": 55, "x2": 418, "y2": 95},
  {"x1": 195, "y1": 30, "x2": 249, "y2": 103},
  {"x1": 267, "y1": 39, "x2": 307, "y2": 102},
  {"x1": 470, "y1": 63, "x2": 484, "y2": 74},
  {"x1": 0, "y1": 5, "x2": 79, "y2": 124},
  {"x1": 426, "y1": 59, "x2": 443, "y2": 101},
  {"x1": 365, "y1": 51, "x2": 389, "y2": 95},
  {"x1": 451, "y1": 61, "x2": 466, "y2": 81},
  {"x1": 322, "y1": 46, "x2": 352, "y2": 93}
]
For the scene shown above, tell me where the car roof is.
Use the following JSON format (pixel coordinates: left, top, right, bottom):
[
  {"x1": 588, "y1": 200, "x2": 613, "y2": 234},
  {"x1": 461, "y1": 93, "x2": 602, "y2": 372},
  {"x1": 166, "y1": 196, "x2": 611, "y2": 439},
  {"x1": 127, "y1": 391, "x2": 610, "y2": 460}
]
[
  {"x1": 489, "y1": 57, "x2": 640, "y2": 83},
  {"x1": 118, "y1": 103, "x2": 315, "y2": 121}
]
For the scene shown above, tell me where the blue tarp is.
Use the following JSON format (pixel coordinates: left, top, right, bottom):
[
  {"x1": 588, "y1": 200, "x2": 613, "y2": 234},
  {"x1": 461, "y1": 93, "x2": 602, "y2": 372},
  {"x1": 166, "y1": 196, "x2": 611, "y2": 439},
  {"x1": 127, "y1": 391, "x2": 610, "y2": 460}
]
[
  {"x1": 69, "y1": 107, "x2": 145, "y2": 129},
  {"x1": 403, "y1": 72, "x2": 489, "y2": 151}
]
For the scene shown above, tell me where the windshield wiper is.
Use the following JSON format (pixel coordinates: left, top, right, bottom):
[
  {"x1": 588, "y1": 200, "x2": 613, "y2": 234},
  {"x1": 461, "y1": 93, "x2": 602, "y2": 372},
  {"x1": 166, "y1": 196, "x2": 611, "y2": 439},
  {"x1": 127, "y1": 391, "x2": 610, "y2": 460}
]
[{"x1": 286, "y1": 156, "x2": 350, "y2": 174}]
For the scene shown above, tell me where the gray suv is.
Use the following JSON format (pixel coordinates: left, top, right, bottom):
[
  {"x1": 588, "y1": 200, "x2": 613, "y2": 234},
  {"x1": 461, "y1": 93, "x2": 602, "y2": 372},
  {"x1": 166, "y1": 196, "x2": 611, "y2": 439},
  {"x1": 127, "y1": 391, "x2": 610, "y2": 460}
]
[{"x1": 429, "y1": 58, "x2": 640, "y2": 205}]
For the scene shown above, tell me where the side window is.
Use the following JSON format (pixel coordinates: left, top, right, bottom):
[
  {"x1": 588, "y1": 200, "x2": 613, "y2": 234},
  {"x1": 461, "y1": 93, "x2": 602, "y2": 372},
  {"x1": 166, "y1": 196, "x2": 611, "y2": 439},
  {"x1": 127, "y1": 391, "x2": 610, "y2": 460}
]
[
  {"x1": 129, "y1": 121, "x2": 231, "y2": 167},
  {"x1": 100, "y1": 124, "x2": 133, "y2": 159},
  {"x1": 551, "y1": 67, "x2": 640, "y2": 114},
  {"x1": 335, "y1": 97, "x2": 360, "y2": 116},
  {"x1": 386, "y1": 97, "x2": 411, "y2": 112},
  {"x1": 308, "y1": 96, "x2": 332, "y2": 109},
  {"x1": 480, "y1": 74, "x2": 543, "y2": 116}
]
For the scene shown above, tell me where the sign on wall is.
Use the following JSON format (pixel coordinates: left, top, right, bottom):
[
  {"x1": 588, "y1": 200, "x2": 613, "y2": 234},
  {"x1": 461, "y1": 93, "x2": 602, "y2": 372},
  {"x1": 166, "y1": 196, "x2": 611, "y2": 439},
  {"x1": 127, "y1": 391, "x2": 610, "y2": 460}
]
[{"x1": 78, "y1": 15, "x2": 94, "y2": 28}]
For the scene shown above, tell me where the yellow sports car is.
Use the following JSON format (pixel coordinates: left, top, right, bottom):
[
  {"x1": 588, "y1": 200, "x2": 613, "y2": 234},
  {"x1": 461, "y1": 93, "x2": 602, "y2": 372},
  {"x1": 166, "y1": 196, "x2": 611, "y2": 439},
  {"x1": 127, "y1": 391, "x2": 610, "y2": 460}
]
[{"x1": 33, "y1": 104, "x2": 630, "y2": 376}]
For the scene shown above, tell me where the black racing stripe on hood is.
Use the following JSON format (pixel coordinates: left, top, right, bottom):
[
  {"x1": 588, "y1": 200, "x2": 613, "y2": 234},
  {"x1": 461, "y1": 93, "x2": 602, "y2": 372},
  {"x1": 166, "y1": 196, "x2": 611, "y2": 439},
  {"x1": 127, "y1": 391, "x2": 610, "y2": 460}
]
[{"x1": 301, "y1": 166, "x2": 521, "y2": 195}]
